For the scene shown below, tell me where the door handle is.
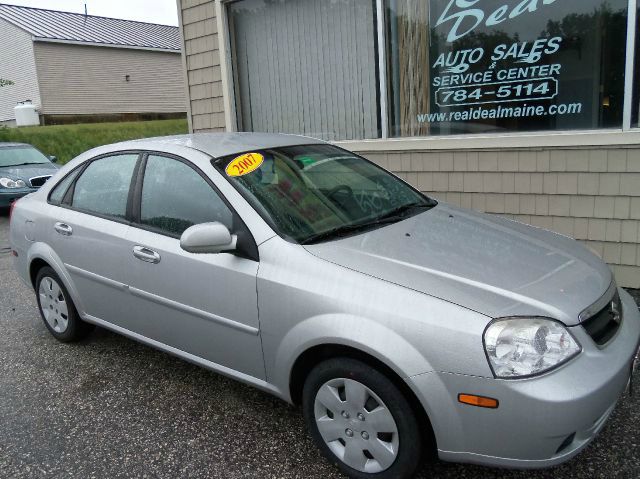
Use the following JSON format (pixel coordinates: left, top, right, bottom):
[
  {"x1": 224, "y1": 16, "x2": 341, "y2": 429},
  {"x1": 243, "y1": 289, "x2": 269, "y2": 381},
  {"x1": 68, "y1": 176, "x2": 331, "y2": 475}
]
[
  {"x1": 54, "y1": 222, "x2": 73, "y2": 236},
  {"x1": 133, "y1": 245, "x2": 161, "y2": 264}
]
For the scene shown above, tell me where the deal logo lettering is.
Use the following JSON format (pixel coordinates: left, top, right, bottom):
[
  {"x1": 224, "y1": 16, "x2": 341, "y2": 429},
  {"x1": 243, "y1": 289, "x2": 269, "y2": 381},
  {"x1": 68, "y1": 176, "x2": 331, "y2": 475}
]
[
  {"x1": 436, "y1": 0, "x2": 559, "y2": 43},
  {"x1": 423, "y1": 1, "x2": 580, "y2": 125}
]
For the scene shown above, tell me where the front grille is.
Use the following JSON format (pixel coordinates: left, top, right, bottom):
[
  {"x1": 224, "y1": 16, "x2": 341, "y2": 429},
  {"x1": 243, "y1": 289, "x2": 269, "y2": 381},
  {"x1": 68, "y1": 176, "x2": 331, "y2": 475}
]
[
  {"x1": 582, "y1": 290, "x2": 622, "y2": 345},
  {"x1": 29, "y1": 175, "x2": 52, "y2": 188}
]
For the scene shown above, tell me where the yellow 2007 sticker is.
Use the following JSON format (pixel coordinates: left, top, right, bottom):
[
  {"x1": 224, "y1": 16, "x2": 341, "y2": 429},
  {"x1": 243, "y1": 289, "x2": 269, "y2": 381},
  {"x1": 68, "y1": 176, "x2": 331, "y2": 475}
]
[{"x1": 226, "y1": 152, "x2": 264, "y2": 177}]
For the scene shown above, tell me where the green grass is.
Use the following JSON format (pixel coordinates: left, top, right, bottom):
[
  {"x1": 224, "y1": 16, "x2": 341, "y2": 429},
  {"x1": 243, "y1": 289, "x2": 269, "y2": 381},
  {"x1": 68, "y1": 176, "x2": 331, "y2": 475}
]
[{"x1": 0, "y1": 119, "x2": 188, "y2": 164}]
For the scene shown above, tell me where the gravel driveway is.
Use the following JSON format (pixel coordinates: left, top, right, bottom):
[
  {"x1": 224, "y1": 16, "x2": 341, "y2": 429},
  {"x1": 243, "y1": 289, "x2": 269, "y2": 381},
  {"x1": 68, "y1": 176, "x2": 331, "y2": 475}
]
[{"x1": 1, "y1": 213, "x2": 638, "y2": 478}]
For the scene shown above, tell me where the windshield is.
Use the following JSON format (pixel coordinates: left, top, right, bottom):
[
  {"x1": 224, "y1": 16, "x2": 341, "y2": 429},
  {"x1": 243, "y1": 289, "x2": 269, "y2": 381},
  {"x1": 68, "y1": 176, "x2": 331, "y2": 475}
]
[
  {"x1": 0, "y1": 146, "x2": 50, "y2": 167},
  {"x1": 214, "y1": 144, "x2": 436, "y2": 243}
]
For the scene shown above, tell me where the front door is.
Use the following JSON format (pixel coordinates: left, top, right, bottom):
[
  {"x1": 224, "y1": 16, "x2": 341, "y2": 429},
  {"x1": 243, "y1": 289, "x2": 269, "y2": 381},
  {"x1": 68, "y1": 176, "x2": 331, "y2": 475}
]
[{"x1": 123, "y1": 154, "x2": 264, "y2": 379}]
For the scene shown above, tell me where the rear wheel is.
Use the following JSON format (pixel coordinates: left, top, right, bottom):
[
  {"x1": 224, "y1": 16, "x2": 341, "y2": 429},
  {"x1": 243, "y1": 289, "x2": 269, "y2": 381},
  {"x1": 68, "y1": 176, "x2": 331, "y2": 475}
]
[
  {"x1": 35, "y1": 267, "x2": 94, "y2": 342},
  {"x1": 303, "y1": 358, "x2": 422, "y2": 479}
]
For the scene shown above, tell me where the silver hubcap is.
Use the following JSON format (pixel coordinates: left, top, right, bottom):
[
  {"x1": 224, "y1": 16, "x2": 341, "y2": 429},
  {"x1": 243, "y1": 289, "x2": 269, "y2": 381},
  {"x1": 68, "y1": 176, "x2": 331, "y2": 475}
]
[
  {"x1": 314, "y1": 378, "x2": 399, "y2": 473},
  {"x1": 38, "y1": 276, "x2": 69, "y2": 333}
]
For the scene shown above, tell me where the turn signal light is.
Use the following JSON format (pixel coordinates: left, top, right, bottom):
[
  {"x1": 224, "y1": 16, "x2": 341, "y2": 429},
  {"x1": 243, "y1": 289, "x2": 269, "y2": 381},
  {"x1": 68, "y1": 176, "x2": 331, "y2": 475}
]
[{"x1": 458, "y1": 393, "x2": 499, "y2": 409}]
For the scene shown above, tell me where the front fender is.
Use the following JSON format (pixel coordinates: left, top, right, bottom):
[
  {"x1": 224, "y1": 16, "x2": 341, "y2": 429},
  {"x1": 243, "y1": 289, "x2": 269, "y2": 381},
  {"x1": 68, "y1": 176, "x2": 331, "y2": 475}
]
[
  {"x1": 269, "y1": 313, "x2": 435, "y2": 402},
  {"x1": 27, "y1": 242, "x2": 86, "y2": 315}
]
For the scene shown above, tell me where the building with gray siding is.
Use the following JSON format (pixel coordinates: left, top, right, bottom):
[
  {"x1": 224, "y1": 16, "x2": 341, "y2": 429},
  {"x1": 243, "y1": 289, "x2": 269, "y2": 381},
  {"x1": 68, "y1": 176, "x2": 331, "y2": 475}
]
[
  {"x1": 177, "y1": 0, "x2": 640, "y2": 288},
  {"x1": 0, "y1": 4, "x2": 186, "y2": 125}
]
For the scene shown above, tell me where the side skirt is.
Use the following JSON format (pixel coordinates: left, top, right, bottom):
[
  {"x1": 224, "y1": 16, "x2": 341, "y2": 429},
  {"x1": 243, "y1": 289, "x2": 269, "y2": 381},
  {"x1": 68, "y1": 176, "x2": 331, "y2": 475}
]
[{"x1": 82, "y1": 313, "x2": 286, "y2": 401}]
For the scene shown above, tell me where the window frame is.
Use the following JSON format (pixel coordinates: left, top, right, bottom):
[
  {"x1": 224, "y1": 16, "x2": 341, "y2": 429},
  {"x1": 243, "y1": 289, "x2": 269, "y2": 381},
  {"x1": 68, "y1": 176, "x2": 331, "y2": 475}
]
[
  {"x1": 220, "y1": 0, "x2": 640, "y2": 139},
  {"x1": 624, "y1": 0, "x2": 639, "y2": 129}
]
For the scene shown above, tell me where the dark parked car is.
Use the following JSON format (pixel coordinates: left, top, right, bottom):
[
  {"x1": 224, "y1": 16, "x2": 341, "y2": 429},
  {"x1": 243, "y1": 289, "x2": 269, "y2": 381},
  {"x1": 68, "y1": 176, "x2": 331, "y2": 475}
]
[{"x1": 0, "y1": 142, "x2": 58, "y2": 210}]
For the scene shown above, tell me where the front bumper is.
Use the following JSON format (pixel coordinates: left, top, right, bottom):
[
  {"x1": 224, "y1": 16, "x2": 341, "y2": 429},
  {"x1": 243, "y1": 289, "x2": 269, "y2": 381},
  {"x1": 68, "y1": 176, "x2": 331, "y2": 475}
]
[
  {"x1": 0, "y1": 188, "x2": 36, "y2": 207},
  {"x1": 409, "y1": 288, "x2": 640, "y2": 469}
]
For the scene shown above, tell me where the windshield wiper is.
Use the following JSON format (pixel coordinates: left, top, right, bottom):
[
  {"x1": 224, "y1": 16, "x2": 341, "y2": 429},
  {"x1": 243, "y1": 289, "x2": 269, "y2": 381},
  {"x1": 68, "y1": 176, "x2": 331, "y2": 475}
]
[
  {"x1": 2, "y1": 162, "x2": 46, "y2": 167},
  {"x1": 375, "y1": 201, "x2": 435, "y2": 221},
  {"x1": 301, "y1": 202, "x2": 435, "y2": 245},
  {"x1": 301, "y1": 218, "x2": 399, "y2": 245}
]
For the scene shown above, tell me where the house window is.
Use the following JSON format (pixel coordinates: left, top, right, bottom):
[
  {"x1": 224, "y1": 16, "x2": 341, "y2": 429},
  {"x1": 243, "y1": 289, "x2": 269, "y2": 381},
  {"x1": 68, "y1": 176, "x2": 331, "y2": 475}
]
[
  {"x1": 385, "y1": 0, "x2": 629, "y2": 137},
  {"x1": 225, "y1": 0, "x2": 637, "y2": 139},
  {"x1": 228, "y1": 0, "x2": 381, "y2": 141}
]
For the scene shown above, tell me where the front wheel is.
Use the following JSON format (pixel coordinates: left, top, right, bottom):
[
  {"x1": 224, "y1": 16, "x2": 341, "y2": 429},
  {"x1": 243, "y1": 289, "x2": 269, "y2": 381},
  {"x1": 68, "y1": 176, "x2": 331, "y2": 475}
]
[{"x1": 302, "y1": 358, "x2": 422, "y2": 479}]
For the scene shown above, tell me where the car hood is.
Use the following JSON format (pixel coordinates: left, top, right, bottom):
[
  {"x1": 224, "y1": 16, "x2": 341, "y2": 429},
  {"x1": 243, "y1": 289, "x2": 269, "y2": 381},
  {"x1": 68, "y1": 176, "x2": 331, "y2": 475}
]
[
  {"x1": 0, "y1": 162, "x2": 58, "y2": 181},
  {"x1": 303, "y1": 204, "x2": 612, "y2": 325}
]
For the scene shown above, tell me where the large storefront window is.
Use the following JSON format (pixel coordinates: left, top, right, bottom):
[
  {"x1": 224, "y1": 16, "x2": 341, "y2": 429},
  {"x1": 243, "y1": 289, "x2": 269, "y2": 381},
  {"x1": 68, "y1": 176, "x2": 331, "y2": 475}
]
[
  {"x1": 228, "y1": 0, "x2": 380, "y2": 141},
  {"x1": 385, "y1": 0, "x2": 629, "y2": 136}
]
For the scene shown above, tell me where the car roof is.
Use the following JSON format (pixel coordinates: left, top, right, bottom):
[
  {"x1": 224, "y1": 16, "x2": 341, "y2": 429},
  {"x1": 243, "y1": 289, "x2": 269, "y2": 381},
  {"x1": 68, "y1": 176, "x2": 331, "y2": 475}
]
[{"x1": 108, "y1": 133, "x2": 327, "y2": 159}]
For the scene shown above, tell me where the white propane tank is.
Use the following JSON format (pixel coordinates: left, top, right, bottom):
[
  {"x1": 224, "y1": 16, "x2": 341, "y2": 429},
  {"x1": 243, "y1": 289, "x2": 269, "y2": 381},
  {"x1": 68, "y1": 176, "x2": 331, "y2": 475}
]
[{"x1": 14, "y1": 100, "x2": 40, "y2": 127}]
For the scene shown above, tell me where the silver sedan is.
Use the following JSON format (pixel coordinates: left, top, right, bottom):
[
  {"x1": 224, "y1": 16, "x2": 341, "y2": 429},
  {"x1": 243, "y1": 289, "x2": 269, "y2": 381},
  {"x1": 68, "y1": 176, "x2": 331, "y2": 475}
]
[{"x1": 10, "y1": 133, "x2": 640, "y2": 479}]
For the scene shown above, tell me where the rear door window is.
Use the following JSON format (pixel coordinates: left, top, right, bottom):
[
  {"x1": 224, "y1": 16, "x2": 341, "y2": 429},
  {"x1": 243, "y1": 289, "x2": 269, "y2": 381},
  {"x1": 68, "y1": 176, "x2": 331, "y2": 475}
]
[{"x1": 71, "y1": 154, "x2": 139, "y2": 219}]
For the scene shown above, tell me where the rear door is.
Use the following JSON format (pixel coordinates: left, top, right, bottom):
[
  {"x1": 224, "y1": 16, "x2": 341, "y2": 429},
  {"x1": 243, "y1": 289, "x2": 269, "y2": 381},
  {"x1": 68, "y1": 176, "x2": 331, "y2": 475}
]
[
  {"x1": 123, "y1": 153, "x2": 264, "y2": 379},
  {"x1": 45, "y1": 152, "x2": 140, "y2": 323}
]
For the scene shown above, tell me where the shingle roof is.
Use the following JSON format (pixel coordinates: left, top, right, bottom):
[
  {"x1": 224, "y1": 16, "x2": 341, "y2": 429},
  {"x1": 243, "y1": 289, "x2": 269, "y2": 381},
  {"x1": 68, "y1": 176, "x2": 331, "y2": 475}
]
[{"x1": 0, "y1": 3, "x2": 180, "y2": 51}]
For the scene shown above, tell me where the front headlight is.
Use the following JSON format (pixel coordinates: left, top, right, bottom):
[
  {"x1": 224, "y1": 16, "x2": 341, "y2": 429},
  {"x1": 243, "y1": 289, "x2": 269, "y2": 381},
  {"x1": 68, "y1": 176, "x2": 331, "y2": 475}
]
[
  {"x1": 0, "y1": 177, "x2": 27, "y2": 188},
  {"x1": 484, "y1": 317, "x2": 581, "y2": 379}
]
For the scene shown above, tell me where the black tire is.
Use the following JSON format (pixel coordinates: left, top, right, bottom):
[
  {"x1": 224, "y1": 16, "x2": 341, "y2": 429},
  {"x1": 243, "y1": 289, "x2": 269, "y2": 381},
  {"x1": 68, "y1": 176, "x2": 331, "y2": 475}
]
[
  {"x1": 303, "y1": 358, "x2": 423, "y2": 479},
  {"x1": 35, "y1": 266, "x2": 94, "y2": 342}
]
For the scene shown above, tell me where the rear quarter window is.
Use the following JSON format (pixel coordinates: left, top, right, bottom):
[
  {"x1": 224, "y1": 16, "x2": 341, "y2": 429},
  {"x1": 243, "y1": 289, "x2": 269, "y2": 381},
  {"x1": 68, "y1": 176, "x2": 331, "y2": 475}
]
[{"x1": 48, "y1": 168, "x2": 82, "y2": 205}]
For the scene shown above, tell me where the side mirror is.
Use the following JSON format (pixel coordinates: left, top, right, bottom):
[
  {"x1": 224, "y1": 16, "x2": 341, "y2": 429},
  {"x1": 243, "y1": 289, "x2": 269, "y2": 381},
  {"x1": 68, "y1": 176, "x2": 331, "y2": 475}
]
[
  {"x1": 180, "y1": 222, "x2": 237, "y2": 254},
  {"x1": 49, "y1": 155, "x2": 58, "y2": 163}
]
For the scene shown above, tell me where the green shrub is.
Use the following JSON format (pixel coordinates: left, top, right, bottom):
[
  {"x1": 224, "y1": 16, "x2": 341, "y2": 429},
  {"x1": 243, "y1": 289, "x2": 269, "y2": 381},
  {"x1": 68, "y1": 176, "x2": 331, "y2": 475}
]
[{"x1": 0, "y1": 119, "x2": 188, "y2": 164}]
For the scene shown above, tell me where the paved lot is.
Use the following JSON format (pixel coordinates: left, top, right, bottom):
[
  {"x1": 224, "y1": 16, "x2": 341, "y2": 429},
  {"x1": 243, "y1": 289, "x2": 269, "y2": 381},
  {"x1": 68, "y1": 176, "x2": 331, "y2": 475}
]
[{"x1": 0, "y1": 213, "x2": 639, "y2": 479}]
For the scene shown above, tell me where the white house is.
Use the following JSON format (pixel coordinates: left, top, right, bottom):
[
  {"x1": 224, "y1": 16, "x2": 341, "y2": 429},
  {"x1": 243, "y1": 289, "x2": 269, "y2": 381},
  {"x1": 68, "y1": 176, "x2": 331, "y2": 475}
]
[{"x1": 0, "y1": 3, "x2": 186, "y2": 125}]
